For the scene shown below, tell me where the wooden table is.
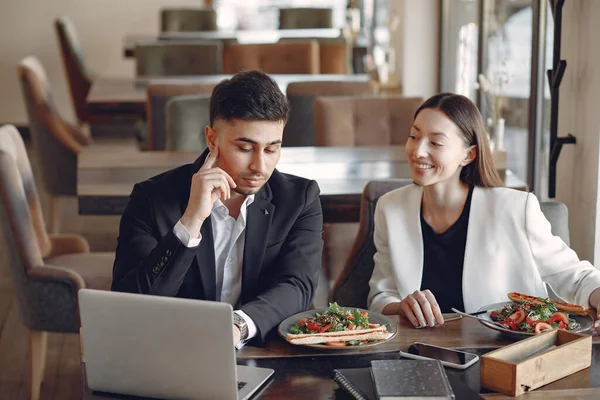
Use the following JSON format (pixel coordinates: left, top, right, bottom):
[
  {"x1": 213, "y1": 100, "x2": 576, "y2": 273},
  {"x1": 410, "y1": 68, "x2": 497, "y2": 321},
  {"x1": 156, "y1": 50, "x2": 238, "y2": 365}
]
[
  {"x1": 87, "y1": 74, "x2": 370, "y2": 118},
  {"x1": 84, "y1": 317, "x2": 600, "y2": 399},
  {"x1": 123, "y1": 28, "x2": 346, "y2": 57},
  {"x1": 77, "y1": 144, "x2": 521, "y2": 222}
]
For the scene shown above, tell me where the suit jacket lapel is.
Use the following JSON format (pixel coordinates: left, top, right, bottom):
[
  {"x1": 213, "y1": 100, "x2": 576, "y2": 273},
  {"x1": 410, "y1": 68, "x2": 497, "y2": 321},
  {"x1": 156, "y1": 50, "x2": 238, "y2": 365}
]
[
  {"x1": 195, "y1": 217, "x2": 217, "y2": 301},
  {"x1": 241, "y1": 183, "x2": 275, "y2": 303}
]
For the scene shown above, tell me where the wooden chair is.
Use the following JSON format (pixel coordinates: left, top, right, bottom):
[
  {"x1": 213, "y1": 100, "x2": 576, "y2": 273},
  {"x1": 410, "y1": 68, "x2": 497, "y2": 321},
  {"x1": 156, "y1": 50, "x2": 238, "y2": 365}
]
[
  {"x1": 223, "y1": 41, "x2": 320, "y2": 74},
  {"x1": 279, "y1": 8, "x2": 333, "y2": 29},
  {"x1": 160, "y1": 8, "x2": 217, "y2": 32},
  {"x1": 284, "y1": 80, "x2": 375, "y2": 146},
  {"x1": 0, "y1": 124, "x2": 113, "y2": 400},
  {"x1": 17, "y1": 56, "x2": 91, "y2": 233},
  {"x1": 135, "y1": 41, "x2": 223, "y2": 76},
  {"x1": 145, "y1": 83, "x2": 215, "y2": 150},
  {"x1": 281, "y1": 36, "x2": 350, "y2": 74},
  {"x1": 313, "y1": 95, "x2": 424, "y2": 146}
]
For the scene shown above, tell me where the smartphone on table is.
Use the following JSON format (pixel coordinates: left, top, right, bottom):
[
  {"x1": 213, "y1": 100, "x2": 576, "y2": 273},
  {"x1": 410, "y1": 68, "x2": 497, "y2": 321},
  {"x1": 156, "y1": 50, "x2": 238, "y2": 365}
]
[{"x1": 399, "y1": 342, "x2": 479, "y2": 370}]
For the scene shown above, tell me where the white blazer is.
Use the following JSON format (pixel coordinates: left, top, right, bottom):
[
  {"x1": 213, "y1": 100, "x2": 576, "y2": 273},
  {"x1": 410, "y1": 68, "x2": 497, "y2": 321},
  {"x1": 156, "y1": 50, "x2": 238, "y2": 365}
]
[{"x1": 368, "y1": 184, "x2": 600, "y2": 313}]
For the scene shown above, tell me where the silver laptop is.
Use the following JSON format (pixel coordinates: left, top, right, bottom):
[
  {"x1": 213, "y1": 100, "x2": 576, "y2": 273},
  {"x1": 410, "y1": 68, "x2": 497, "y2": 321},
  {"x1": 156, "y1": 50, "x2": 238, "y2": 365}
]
[{"x1": 78, "y1": 289, "x2": 274, "y2": 400}]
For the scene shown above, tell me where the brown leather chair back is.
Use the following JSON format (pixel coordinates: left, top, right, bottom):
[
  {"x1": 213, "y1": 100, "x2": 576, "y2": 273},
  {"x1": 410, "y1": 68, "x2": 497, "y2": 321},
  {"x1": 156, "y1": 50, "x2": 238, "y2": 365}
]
[
  {"x1": 280, "y1": 36, "x2": 349, "y2": 74},
  {"x1": 279, "y1": 8, "x2": 333, "y2": 29},
  {"x1": 54, "y1": 17, "x2": 94, "y2": 123},
  {"x1": 160, "y1": 8, "x2": 218, "y2": 32},
  {"x1": 135, "y1": 41, "x2": 223, "y2": 76},
  {"x1": 17, "y1": 57, "x2": 90, "y2": 196},
  {"x1": 284, "y1": 81, "x2": 375, "y2": 147},
  {"x1": 318, "y1": 38, "x2": 348, "y2": 74},
  {"x1": 145, "y1": 83, "x2": 216, "y2": 150},
  {"x1": 223, "y1": 41, "x2": 320, "y2": 74},
  {"x1": 314, "y1": 95, "x2": 424, "y2": 146}
]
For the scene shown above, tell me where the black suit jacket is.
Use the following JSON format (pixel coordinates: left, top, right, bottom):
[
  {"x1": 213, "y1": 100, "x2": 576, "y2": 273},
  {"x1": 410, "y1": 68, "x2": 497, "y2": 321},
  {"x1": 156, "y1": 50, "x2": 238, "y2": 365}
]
[{"x1": 111, "y1": 150, "x2": 324, "y2": 344}]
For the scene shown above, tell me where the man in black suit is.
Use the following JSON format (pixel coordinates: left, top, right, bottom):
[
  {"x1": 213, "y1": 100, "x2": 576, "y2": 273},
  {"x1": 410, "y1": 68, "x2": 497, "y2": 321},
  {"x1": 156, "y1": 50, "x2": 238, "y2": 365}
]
[{"x1": 111, "y1": 71, "x2": 323, "y2": 347}]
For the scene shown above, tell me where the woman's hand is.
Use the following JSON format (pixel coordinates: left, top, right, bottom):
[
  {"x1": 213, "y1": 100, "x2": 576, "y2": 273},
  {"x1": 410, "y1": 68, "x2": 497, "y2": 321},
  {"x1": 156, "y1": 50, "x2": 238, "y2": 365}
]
[{"x1": 385, "y1": 290, "x2": 444, "y2": 328}]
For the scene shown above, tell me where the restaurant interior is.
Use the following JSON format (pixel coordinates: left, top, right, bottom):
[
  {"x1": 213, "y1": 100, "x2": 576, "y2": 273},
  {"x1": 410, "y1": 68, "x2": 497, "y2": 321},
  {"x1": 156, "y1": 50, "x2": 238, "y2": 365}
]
[{"x1": 1, "y1": 0, "x2": 600, "y2": 399}]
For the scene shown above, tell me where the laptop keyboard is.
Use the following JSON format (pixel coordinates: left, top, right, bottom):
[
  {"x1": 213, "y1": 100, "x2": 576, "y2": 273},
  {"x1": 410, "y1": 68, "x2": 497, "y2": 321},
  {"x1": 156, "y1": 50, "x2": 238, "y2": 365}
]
[{"x1": 237, "y1": 381, "x2": 247, "y2": 391}]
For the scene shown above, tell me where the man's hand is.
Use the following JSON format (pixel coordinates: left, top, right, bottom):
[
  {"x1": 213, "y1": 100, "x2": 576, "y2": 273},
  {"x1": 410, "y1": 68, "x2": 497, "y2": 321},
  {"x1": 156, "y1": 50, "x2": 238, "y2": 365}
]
[
  {"x1": 180, "y1": 147, "x2": 236, "y2": 236},
  {"x1": 233, "y1": 324, "x2": 241, "y2": 345}
]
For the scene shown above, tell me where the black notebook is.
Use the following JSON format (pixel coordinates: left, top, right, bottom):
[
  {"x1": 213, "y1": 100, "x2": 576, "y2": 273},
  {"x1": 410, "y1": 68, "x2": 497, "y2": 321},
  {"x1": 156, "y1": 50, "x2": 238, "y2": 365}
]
[
  {"x1": 332, "y1": 368, "x2": 377, "y2": 400},
  {"x1": 332, "y1": 364, "x2": 483, "y2": 400},
  {"x1": 370, "y1": 360, "x2": 455, "y2": 399}
]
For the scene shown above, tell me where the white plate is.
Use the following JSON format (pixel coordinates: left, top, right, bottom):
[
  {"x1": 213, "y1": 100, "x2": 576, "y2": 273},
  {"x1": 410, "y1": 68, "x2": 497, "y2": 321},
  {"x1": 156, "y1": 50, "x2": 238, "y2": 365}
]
[
  {"x1": 278, "y1": 307, "x2": 397, "y2": 349},
  {"x1": 477, "y1": 302, "x2": 594, "y2": 340}
]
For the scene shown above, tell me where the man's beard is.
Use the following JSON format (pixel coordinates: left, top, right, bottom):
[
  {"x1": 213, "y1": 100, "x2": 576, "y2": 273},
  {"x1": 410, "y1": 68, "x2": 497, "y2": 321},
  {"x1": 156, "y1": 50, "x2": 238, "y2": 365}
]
[
  {"x1": 233, "y1": 174, "x2": 270, "y2": 195},
  {"x1": 233, "y1": 186, "x2": 262, "y2": 195}
]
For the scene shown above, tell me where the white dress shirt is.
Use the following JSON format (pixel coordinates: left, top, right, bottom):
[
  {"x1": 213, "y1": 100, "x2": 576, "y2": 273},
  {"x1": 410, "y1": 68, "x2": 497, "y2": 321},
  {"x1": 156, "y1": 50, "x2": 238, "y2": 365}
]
[{"x1": 173, "y1": 195, "x2": 257, "y2": 348}]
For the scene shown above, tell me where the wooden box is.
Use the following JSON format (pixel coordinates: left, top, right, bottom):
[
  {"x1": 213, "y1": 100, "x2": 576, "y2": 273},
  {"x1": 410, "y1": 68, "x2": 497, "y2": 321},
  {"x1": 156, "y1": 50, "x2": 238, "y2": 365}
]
[{"x1": 480, "y1": 330, "x2": 592, "y2": 397}]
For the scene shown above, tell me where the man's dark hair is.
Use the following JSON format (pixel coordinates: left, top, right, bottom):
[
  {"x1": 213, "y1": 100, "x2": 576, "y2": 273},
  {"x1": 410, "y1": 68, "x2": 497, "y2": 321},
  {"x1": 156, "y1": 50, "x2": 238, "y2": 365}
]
[{"x1": 209, "y1": 70, "x2": 290, "y2": 126}]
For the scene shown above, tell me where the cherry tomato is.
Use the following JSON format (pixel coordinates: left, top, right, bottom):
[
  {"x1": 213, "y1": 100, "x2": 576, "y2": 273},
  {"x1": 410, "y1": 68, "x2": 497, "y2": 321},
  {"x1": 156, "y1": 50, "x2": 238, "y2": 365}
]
[
  {"x1": 318, "y1": 323, "x2": 332, "y2": 333},
  {"x1": 549, "y1": 312, "x2": 569, "y2": 325},
  {"x1": 297, "y1": 318, "x2": 308, "y2": 326},
  {"x1": 500, "y1": 320, "x2": 518, "y2": 331},
  {"x1": 306, "y1": 322, "x2": 320, "y2": 332},
  {"x1": 361, "y1": 311, "x2": 369, "y2": 317},
  {"x1": 368, "y1": 323, "x2": 380, "y2": 329},
  {"x1": 347, "y1": 323, "x2": 356, "y2": 330},
  {"x1": 558, "y1": 321, "x2": 567, "y2": 329},
  {"x1": 526, "y1": 317, "x2": 536, "y2": 327},
  {"x1": 509, "y1": 310, "x2": 526, "y2": 324}
]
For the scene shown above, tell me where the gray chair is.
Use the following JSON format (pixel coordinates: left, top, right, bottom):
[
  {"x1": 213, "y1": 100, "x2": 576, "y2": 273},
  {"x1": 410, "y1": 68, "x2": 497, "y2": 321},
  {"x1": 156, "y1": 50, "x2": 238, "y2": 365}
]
[
  {"x1": 160, "y1": 8, "x2": 218, "y2": 32},
  {"x1": 165, "y1": 94, "x2": 210, "y2": 152},
  {"x1": 539, "y1": 201, "x2": 570, "y2": 245},
  {"x1": 279, "y1": 8, "x2": 333, "y2": 29},
  {"x1": 18, "y1": 56, "x2": 91, "y2": 233},
  {"x1": 135, "y1": 41, "x2": 223, "y2": 76},
  {"x1": 0, "y1": 125, "x2": 113, "y2": 400},
  {"x1": 539, "y1": 200, "x2": 570, "y2": 301},
  {"x1": 145, "y1": 83, "x2": 215, "y2": 150},
  {"x1": 284, "y1": 81, "x2": 375, "y2": 146},
  {"x1": 329, "y1": 180, "x2": 413, "y2": 308},
  {"x1": 330, "y1": 181, "x2": 571, "y2": 309}
]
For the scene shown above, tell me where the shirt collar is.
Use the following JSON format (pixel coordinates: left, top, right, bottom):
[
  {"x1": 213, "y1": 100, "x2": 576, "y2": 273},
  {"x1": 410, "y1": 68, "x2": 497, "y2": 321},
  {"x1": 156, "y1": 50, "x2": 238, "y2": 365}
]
[{"x1": 212, "y1": 194, "x2": 255, "y2": 217}]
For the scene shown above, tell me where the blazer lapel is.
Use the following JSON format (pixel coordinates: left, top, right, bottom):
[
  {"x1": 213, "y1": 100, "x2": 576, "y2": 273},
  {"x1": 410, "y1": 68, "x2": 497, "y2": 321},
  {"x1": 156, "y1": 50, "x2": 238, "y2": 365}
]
[
  {"x1": 461, "y1": 187, "x2": 502, "y2": 311},
  {"x1": 392, "y1": 185, "x2": 425, "y2": 297},
  {"x1": 241, "y1": 183, "x2": 275, "y2": 303}
]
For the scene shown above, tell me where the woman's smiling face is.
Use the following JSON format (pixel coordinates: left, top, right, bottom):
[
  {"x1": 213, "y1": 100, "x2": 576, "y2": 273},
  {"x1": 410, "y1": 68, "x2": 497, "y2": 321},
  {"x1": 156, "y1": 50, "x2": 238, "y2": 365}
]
[{"x1": 405, "y1": 108, "x2": 475, "y2": 187}]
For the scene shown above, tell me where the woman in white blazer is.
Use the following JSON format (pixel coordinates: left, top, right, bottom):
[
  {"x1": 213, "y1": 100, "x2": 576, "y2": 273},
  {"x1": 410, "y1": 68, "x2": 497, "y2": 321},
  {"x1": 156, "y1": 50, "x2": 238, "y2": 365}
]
[{"x1": 368, "y1": 93, "x2": 600, "y2": 332}]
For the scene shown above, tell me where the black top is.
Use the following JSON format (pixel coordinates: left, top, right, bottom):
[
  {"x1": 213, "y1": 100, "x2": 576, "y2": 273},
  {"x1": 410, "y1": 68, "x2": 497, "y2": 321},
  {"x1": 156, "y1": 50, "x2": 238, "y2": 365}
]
[{"x1": 420, "y1": 186, "x2": 473, "y2": 313}]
